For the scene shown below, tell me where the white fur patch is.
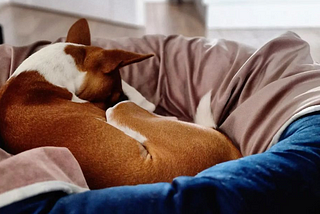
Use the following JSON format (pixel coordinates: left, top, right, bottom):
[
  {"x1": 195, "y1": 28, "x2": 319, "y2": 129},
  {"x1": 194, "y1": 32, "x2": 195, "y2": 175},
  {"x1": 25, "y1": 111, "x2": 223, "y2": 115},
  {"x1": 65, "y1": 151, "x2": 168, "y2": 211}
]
[
  {"x1": 71, "y1": 94, "x2": 87, "y2": 103},
  {"x1": 106, "y1": 102, "x2": 148, "y2": 144},
  {"x1": 10, "y1": 43, "x2": 87, "y2": 103},
  {"x1": 194, "y1": 90, "x2": 217, "y2": 128},
  {"x1": 121, "y1": 80, "x2": 156, "y2": 112}
]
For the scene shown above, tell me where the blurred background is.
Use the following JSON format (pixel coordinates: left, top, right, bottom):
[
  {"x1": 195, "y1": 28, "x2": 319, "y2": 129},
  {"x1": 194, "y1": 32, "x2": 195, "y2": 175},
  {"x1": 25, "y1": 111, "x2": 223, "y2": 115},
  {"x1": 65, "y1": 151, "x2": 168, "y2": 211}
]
[{"x1": 0, "y1": 0, "x2": 319, "y2": 61}]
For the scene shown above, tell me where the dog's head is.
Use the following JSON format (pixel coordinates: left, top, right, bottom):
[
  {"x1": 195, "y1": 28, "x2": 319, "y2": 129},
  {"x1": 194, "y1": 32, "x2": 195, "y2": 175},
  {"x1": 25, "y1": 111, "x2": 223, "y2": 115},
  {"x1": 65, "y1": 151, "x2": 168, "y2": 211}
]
[
  {"x1": 11, "y1": 19, "x2": 153, "y2": 110},
  {"x1": 65, "y1": 19, "x2": 153, "y2": 109}
]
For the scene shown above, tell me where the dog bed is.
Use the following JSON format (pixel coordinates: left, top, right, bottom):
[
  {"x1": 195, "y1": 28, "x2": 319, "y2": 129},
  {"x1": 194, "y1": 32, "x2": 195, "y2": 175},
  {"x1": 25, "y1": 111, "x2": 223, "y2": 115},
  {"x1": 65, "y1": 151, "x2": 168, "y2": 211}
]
[{"x1": 1, "y1": 33, "x2": 320, "y2": 213}]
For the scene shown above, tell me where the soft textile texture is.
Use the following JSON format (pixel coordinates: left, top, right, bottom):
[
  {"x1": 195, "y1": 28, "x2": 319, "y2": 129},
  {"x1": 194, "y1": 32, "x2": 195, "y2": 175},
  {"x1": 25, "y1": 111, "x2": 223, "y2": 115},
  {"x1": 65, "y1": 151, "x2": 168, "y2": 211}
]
[
  {"x1": 0, "y1": 41, "x2": 49, "y2": 86},
  {"x1": 1, "y1": 33, "x2": 320, "y2": 156},
  {"x1": 0, "y1": 147, "x2": 88, "y2": 194},
  {"x1": 0, "y1": 147, "x2": 89, "y2": 207},
  {"x1": 63, "y1": 33, "x2": 320, "y2": 155}
]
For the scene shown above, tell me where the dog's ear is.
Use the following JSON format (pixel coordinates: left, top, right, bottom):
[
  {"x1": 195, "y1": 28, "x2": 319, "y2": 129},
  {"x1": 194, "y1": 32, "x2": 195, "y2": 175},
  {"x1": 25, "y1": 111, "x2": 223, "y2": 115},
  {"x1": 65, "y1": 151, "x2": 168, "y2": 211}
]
[
  {"x1": 65, "y1": 45, "x2": 154, "y2": 74},
  {"x1": 101, "y1": 50, "x2": 154, "y2": 73},
  {"x1": 66, "y1": 19, "x2": 91, "y2": 46}
]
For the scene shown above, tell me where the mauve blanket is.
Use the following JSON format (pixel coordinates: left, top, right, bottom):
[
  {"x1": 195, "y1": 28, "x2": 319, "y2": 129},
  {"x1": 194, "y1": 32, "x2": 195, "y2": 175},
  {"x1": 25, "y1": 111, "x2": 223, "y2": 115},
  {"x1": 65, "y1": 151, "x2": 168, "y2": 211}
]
[
  {"x1": 82, "y1": 32, "x2": 320, "y2": 155},
  {"x1": 1, "y1": 33, "x2": 320, "y2": 205},
  {"x1": 0, "y1": 147, "x2": 88, "y2": 207},
  {"x1": 2, "y1": 33, "x2": 320, "y2": 155}
]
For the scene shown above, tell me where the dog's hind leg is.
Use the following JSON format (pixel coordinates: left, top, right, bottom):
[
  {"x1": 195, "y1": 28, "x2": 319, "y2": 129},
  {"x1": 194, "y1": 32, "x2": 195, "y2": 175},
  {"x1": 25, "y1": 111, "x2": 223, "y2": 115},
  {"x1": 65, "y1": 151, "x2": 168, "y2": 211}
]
[{"x1": 105, "y1": 101, "x2": 241, "y2": 186}]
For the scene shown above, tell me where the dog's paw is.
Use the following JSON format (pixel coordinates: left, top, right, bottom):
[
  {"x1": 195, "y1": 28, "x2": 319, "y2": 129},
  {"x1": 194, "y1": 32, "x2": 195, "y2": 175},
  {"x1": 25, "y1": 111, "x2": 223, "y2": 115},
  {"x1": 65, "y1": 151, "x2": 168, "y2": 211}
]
[
  {"x1": 121, "y1": 80, "x2": 155, "y2": 112},
  {"x1": 138, "y1": 99, "x2": 156, "y2": 112}
]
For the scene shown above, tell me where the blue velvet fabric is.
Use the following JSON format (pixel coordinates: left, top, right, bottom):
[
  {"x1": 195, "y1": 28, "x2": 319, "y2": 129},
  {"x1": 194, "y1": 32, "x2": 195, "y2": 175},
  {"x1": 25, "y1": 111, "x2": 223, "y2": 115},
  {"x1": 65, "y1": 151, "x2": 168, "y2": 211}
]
[{"x1": 2, "y1": 113, "x2": 320, "y2": 213}]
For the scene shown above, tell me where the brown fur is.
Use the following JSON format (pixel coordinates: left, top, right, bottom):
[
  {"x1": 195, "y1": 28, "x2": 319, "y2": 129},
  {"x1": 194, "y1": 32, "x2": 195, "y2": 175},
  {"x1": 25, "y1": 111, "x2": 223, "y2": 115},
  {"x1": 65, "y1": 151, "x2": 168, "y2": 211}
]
[
  {"x1": 66, "y1": 18, "x2": 91, "y2": 46},
  {"x1": 65, "y1": 45, "x2": 153, "y2": 109},
  {"x1": 0, "y1": 19, "x2": 242, "y2": 189}
]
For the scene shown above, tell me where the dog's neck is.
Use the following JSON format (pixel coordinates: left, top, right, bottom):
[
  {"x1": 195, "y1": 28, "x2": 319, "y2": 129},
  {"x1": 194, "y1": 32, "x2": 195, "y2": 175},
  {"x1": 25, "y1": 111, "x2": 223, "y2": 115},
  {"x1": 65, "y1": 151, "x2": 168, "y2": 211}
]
[{"x1": 11, "y1": 43, "x2": 87, "y2": 103}]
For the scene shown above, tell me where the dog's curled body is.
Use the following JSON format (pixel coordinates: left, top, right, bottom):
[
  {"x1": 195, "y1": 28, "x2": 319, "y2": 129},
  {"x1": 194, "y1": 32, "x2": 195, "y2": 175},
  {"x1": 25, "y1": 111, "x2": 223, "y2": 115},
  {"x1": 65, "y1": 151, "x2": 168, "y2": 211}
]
[{"x1": 0, "y1": 19, "x2": 241, "y2": 189}]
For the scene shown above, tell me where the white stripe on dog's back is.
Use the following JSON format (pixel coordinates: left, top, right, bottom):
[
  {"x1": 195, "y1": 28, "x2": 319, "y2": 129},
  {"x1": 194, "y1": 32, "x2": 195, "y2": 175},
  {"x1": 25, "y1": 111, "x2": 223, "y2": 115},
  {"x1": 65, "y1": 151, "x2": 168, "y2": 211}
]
[
  {"x1": 106, "y1": 101, "x2": 148, "y2": 144},
  {"x1": 121, "y1": 80, "x2": 155, "y2": 112},
  {"x1": 11, "y1": 43, "x2": 87, "y2": 103}
]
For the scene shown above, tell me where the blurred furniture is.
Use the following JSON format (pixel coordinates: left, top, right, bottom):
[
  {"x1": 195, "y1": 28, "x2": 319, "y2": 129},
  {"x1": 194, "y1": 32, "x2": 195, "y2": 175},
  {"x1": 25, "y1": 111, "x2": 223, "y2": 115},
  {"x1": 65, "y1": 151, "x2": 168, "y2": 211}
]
[{"x1": 10, "y1": 0, "x2": 146, "y2": 27}]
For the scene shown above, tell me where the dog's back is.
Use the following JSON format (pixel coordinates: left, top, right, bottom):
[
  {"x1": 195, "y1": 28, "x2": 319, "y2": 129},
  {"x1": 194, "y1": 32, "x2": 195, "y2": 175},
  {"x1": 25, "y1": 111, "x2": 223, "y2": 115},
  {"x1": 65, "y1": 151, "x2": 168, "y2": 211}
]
[{"x1": 0, "y1": 71, "x2": 241, "y2": 188}]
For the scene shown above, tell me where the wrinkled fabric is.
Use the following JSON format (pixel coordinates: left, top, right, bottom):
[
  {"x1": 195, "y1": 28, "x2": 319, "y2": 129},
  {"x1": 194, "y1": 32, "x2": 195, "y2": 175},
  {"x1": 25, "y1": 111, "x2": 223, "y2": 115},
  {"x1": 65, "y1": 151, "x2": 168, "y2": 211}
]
[
  {"x1": 0, "y1": 41, "x2": 50, "y2": 86},
  {"x1": 59, "y1": 33, "x2": 320, "y2": 155},
  {"x1": 0, "y1": 147, "x2": 88, "y2": 195},
  {"x1": 1, "y1": 191, "x2": 68, "y2": 214},
  {"x1": 2, "y1": 113, "x2": 320, "y2": 213},
  {"x1": 0, "y1": 146, "x2": 89, "y2": 208},
  {"x1": 4, "y1": 34, "x2": 320, "y2": 156}
]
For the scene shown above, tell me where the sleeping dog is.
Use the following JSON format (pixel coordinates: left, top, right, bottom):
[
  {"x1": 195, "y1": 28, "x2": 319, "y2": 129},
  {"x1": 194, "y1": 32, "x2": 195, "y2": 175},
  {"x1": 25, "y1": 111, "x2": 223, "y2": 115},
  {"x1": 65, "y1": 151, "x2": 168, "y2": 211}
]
[{"x1": 0, "y1": 19, "x2": 241, "y2": 189}]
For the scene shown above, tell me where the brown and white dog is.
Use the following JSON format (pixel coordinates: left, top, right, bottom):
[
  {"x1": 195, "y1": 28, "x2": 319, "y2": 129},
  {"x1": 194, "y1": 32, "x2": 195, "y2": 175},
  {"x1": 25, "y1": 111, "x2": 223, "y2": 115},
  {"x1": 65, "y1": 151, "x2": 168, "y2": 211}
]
[{"x1": 0, "y1": 19, "x2": 241, "y2": 189}]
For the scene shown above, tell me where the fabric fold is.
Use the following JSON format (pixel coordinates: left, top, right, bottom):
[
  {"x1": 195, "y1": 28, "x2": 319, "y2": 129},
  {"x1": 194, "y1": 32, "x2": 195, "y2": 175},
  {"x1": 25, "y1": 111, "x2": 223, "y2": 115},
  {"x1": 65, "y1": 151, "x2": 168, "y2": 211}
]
[{"x1": 0, "y1": 147, "x2": 89, "y2": 207}]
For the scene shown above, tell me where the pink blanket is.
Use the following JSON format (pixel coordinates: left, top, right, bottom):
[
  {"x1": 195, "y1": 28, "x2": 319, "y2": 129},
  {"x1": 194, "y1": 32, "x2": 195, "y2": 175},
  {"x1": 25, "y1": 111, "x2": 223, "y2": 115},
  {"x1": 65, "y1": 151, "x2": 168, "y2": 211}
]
[
  {"x1": 0, "y1": 147, "x2": 88, "y2": 207},
  {"x1": 85, "y1": 33, "x2": 320, "y2": 155},
  {"x1": 1, "y1": 33, "x2": 320, "y2": 206}
]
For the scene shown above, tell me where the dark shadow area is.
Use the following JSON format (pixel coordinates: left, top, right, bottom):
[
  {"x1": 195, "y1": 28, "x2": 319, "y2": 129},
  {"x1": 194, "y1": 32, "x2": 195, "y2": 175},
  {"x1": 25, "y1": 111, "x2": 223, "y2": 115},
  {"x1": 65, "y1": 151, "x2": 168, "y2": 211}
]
[{"x1": 0, "y1": 25, "x2": 3, "y2": 44}]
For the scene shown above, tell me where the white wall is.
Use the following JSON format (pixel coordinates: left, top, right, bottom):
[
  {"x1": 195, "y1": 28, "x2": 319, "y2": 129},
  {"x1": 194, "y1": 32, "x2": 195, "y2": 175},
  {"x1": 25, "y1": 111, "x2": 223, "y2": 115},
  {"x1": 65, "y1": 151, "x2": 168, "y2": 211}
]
[
  {"x1": 197, "y1": 0, "x2": 320, "y2": 29},
  {"x1": 145, "y1": 0, "x2": 194, "y2": 2},
  {"x1": 10, "y1": 0, "x2": 146, "y2": 27},
  {"x1": 145, "y1": 0, "x2": 166, "y2": 2},
  {"x1": 0, "y1": 0, "x2": 9, "y2": 5},
  {"x1": 2, "y1": 0, "x2": 195, "y2": 26}
]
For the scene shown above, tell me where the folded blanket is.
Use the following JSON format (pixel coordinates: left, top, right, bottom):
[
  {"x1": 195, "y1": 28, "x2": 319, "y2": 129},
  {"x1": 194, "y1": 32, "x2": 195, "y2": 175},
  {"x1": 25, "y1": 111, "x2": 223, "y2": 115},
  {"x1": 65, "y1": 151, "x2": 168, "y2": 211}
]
[{"x1": 0, "y1": 147, "x2": 88, "y2": 208}]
